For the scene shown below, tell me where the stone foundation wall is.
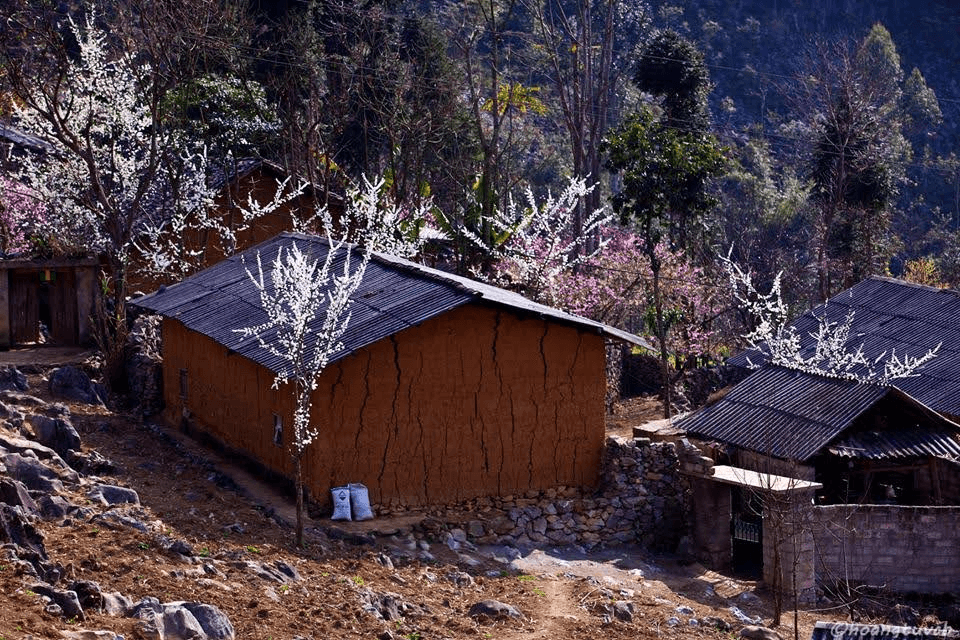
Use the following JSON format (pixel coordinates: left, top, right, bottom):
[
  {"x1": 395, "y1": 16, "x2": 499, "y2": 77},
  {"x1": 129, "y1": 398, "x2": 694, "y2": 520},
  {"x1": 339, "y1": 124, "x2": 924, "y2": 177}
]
[
  {"x1": 384, "y1": 437, "x2": 694, "y2": 551},
  {"x1": 812, "y1": 505, "x2": 960, "y2": 594}
]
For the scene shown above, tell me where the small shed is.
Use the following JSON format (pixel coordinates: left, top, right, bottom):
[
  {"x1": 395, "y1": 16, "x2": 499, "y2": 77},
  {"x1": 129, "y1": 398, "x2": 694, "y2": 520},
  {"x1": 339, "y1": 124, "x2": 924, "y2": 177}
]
[
  {"x1": 132, "y1": 232, "x2": 648, "y2": 507},
  {"x1": 0, "y1": 256, "x2": 98, "y2": 348},
  {"x1": 679, "y1": 365, "x2": 960, "y2": 505}
]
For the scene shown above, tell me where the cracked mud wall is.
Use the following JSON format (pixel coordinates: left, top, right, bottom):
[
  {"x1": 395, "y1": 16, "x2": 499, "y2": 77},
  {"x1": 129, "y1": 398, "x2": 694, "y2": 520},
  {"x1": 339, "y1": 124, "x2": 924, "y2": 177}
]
[{"x1": 161, "y1": 303, "x2": 606, "y2": 507}]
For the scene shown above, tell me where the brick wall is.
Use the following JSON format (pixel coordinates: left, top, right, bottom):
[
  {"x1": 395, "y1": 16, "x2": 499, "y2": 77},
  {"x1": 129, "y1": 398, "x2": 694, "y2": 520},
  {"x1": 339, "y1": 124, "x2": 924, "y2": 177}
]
[{"x1": 812, "y1": 505, "x2": 960, "y2": 594}]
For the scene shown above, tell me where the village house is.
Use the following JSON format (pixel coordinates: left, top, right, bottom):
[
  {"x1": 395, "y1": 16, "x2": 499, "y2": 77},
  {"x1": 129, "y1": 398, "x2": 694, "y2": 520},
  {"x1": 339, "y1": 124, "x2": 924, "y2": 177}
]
[
  {"x1": 676, "y1": 276, "x2": 960, "y2": 598},
  {"x1": 132, "y1": 232, "x2": 649, "y2": 509}
]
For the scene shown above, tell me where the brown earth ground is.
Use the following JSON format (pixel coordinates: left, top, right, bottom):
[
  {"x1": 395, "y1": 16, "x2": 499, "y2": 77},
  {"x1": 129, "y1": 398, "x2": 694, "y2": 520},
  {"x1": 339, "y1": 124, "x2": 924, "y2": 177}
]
[{"x1": 0, "y1": 355, "x2": 861, "y2": 639}]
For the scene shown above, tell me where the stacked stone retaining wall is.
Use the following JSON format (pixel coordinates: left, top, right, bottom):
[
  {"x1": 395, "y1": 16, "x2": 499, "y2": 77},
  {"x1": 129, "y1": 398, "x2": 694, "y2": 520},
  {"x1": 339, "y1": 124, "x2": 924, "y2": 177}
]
[{"x1": 383, "y1": 437, "x2": 694, "y2": 551}]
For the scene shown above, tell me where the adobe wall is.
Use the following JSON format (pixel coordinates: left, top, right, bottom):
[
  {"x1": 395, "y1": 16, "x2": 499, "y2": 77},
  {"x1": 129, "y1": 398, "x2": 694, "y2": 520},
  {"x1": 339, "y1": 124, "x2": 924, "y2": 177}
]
[
  {"x1": 130, "y1": 172, "x2": 332, "y2": 294},
  {"x1": 812, "y1": 505, "x2": 960, "y2": 594},
  {"x1": 160, "y1": 302, "x2": 607, "y2": 508}
]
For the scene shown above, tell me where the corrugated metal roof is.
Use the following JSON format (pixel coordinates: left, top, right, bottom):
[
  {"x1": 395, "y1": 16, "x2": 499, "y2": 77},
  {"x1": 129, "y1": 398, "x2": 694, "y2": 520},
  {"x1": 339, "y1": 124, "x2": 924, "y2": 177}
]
[
  {"x1": 678, "y1": 365, "x2": 960, "y2": 462},
  {"x1": 131, "y1": 232, "x2": 651, "y2": 374},
  {"x1": 828, "y1": 421, "x2": 960, "y2": 460},
  {"x1": 678, "y1": 366, "x2": 889, "y2": 461},
  {"x1": 729, "y1": 277, "x2": 960, "y2": 417}
]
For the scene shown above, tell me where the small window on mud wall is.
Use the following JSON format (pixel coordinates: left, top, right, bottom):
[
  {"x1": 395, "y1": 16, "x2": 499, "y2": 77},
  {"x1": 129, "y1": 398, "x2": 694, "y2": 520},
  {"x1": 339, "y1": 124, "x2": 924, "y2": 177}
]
[
  {"x1": 273, "y1": 414, "x2": 283, "y2": 446},
  {"x1": 179, "y1": 369, "x2": 188, "y2": 401}
]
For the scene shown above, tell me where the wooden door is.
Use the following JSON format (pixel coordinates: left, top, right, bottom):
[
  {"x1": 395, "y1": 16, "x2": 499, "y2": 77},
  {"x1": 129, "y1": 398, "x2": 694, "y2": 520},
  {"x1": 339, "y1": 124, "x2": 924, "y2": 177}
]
[
  {"x1": 9, "y1": 271, "x2": 38, "y2": 345},
  {"x1": 50, "y1": 269, "x2": 78, "y2": 345}
]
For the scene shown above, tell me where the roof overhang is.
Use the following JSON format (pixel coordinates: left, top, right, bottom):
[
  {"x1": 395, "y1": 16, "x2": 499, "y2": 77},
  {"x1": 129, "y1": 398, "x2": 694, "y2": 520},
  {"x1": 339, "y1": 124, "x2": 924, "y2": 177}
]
[{"x1": 683, "y1": 464, "x2": 822, "y2": 494}]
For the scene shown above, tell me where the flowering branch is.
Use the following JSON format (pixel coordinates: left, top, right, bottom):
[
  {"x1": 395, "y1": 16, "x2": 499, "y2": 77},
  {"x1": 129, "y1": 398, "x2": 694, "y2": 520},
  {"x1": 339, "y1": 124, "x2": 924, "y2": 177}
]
[
  {"x1": 721, "y1": 251, "x2": 940, "y2": 383},
  {"x1": 465, "y1": 176, "x2": 612, "y2": 301}
]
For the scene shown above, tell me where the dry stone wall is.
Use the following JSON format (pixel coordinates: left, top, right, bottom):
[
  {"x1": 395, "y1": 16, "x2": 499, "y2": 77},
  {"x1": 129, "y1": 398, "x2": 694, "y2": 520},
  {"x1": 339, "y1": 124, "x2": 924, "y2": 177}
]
[{"x1": 390, "y1": 437, "x2": 694, "y2": 551}]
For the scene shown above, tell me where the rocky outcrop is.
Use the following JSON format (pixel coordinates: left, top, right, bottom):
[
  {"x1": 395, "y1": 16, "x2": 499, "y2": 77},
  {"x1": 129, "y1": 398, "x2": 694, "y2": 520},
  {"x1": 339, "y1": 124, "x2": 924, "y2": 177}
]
[{"x1": 48, "y1": 366, "x2": 106, "y2": 405}]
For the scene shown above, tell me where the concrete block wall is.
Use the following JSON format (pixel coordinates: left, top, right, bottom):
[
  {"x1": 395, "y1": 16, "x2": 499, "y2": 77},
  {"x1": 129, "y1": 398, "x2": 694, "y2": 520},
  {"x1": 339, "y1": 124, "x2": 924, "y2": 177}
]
[{"x1": 812, "y1": 505, "x2": 960, "y2": 594}]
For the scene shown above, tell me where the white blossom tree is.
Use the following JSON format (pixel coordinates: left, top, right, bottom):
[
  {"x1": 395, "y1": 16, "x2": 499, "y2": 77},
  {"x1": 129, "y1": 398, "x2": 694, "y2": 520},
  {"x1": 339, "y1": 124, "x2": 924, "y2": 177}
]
[
  {"x1": 3, "y1": 10, "x2": 298, "y2": 385},
  {"x1": 463, "y1": 176, "x2": 612, "y2": 301},
  {"x1": 309, "y1": 175, "x2": 430, "y2": 260},
  {"x1": 235, "y1": 237, "x2": 368, "y2": 546},
  {"x1": 721, "y1": 253, "x2": 941, "y2": 383}
]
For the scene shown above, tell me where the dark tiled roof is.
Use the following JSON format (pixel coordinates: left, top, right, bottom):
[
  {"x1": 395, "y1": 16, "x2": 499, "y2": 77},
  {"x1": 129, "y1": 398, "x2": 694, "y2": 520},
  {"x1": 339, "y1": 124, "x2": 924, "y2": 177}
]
[
  {"x1": 677, "y1": 365, "x2": 960, "y2": 462},
  {"x1": 131, "y1": 232, "x2": 650, "y2": 374},
  {"x1": 729, "y1": 277, "x2": 960, "y2": 417}
]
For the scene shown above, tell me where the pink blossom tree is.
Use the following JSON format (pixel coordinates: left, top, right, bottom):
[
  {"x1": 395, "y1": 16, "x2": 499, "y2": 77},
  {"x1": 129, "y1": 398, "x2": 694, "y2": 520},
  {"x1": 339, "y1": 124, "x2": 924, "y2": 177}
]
[{"x1": 0, "y1": 177, "x2": 45, "y2": 255}]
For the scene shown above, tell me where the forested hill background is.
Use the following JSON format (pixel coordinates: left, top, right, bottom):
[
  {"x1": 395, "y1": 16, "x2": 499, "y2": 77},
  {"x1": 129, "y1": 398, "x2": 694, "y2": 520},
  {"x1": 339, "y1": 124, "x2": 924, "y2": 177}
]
[
  {"x1": 5, "y1": 0, "x2": 960, "y2": 372},
  {"x1": 241, "y1": 0, "x2": 960, "y2": 295},
  {"x1": 667, "y1": 0, "x2": 960, "y2": 266}
]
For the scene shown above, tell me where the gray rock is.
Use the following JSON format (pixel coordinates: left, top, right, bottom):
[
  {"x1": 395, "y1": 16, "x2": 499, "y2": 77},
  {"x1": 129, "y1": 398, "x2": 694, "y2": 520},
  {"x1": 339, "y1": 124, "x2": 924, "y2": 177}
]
[
  {"x1": 613, "y1": 600, "x2": 634, "y2": 622},
  {"x1": 0, "y1": 391, "x2": 47, "y2": 408},
  {"x1": 31, "y1": 583, "x2": 85, "y2": 620},
  {"x1": 702, "y1": 616, "x2": 732, "y2": 632},
  {"x1": 271, "y1": 559, "x2": 301, "y2": 582},
  {"x1": 86, "y1": 484, "x2": 140, "y2": 507},
  {"x1": 0, "y1": 401, "x2": 25, "y2": 428},
  {"x1": 60, "y1": 631, "x2": 124, "y2": 640},
  {"x1": 48, "y1": 367, "x2": 104, "y2": 405},
  {"x1": 70, "y1": 580, "x2": 104, "y2": 613},
  {"x1": 102, "y1": 591, "x2": 132, "y2": 617},
  {"x1": 229, "y1": 559, "x2": 298, "y2": 584},
  {"x1": 358, "y1": 588, "x2": 402, "y2": 621},
  {"x1": 37, "y1": 495, "x2": 75, "y2": 520},
  {"x1": 154, "y1": 606, "x2": 205, "y2": 640},
  {"x1": 129, "y1": 596, "x2": 163, "y2": 618},
  {"x1": 446, "y1": 571, "x2": 474, "y2": 588},
  {"x1": 0, "y1": 366, "x2": 28, "y2": 392},
  {"x1": 30, "y1": 414, "x2": 81, "y2": 457},
  {"x1": 0, "y1": 477, "x2": 37, "y2": 513},
  {"x1": 91, "y1": 511, "x2": 150, "y2": 533},
  {"x1": 65, "y1": 449, "x2": 115, "y2": 475},
  {"x1": 740, "y1": 626, "x2": 783, "y2": 640},
  {"x1": 468, "y1": 600, "x2": 522, "y2": 620},
  {"x1": 181, "y1": 602, "x2": 236, "y2": 639},
  {"x1": 0, "y1": 503, "x2": 47, "y2": 558},
  {"x1": 1, "y1": 445, "x2": 79, "y2": 486},
  {"x1": 467, "y1": 520, "x2": 485, "y2": 537},
  {"x1": 164, "y1": 539, "x2": 194, "y2": 557}
]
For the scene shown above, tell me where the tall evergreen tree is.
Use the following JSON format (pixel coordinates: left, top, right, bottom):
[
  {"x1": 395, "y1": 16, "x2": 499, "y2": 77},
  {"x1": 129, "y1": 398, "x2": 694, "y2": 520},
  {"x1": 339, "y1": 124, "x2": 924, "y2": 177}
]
[{"x1": 604, "y1": 31, "x2": 725, "y2": 417}]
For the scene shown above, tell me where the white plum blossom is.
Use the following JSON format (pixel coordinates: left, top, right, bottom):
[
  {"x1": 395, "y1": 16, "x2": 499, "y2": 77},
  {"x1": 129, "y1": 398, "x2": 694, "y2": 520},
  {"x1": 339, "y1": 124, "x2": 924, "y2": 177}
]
[
  {"x1": 465, "y1": 176, "x2": 612, "y2": 301},
  {"x1": 722, "y1": 252, "x2": 940, "y2": 384},
  {"x1": 234, "y1": 237, "x2": 369, "y2": 545},
  {"x1": 11, "y1": 11, "x2": 296, "y2": 283}
]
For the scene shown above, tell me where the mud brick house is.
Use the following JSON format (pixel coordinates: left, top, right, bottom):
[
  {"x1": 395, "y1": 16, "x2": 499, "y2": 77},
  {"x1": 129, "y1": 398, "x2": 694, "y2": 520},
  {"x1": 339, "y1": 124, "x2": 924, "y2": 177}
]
[
  {"x1": 132, "y1": 232, "x2": 649, "y2": 508},
  {"x1": 129, "y1": 158, "x2": 340, "y2": 294},
  {"x1": 677, "y1": 277, "x2": 960, "y2": 597}
]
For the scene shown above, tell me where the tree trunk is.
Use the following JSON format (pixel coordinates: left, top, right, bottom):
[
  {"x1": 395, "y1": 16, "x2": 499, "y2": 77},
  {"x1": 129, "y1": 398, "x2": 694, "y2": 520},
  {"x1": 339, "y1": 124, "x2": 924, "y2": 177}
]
[
  {"x1": 651, "y1": 256, "x2": 671, "y2": 419},
  {"x1": 295, "y1": 455, "x2": 304, "y2": 548}
]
